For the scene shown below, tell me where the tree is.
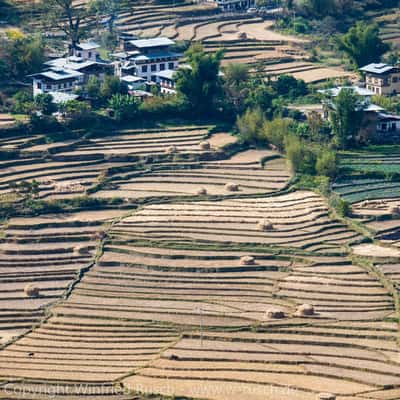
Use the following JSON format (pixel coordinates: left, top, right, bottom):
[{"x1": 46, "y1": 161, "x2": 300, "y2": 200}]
[
  {"x1": 303, "y1": 0, "x2": 335, "y2": 16},
  {"x1": 34, "y1": 93, "x2": 57, "y2": 115},
  {"x1": 224, "y1": 63, "x2": 249, "y2": 88},
  {"x1": 335, "y1": 22, "x2": 390, "y2": 69},
  {"x1": 236, "y1": 108, "x2": 265, "y2": 144},
  {"x1": 88, "y1": 0, "x2": 120, "y2": 33},
  {"x1": 263, "y1": 118, "x2": 292, "y2": 152},
  {"x1": 108, "y1": 94, "x2": 138, "y2": 122},
  {"x1": 273, "y1": 75, "x2": 308, "y2": 98},
  {"x1": 285, "y1": 135, "x2": 317, "y2": 175},
  {"x1": 85, "y1": 76, "x2": 101, "y2": 103},
  {"x1": 316, "y1": 149, "x2": 337, "y2": 178},
  {"x1": 0, "y1": 30, "x2": 45, "y2": 79},
  {"x1": 59, "y1": 100, "x2": 93, "y2": 126},
  {"x1": 223, "y1": 64, "x2": 250, "y2": 115},
  {"x1": 42, "y1": 0, "x2": 87, "y2": 52},
  {"x1": 100, "y1": 75, "x2": 128, "y2": 99},
  {"x1": 175, "y1": 43, "x2": 224, "y2": 115},
  {"x1": 329, "y1": 88, "x2": 363, "y2": 149}
]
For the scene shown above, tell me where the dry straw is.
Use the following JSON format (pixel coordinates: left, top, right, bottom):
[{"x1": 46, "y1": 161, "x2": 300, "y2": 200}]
[
  {"x1": 199, "y1": 141, "x2": 211, "y2": 150},
  {"x1": 295, "y1": 304, "x2": 314, "y2": 316},
  {"x1": 197, "y1": 187, "x2": 208, "y2": 195},
  {"x1": 265, "y1": 309, "x2": 285, "y2": 319},
  {"x1": 24, "y1": 284, "x2": 40, "y2": 298},
  {"x1": 166, "y1": 145, "x2": 178, "y2": 154},
  {"x1": 257, "y1": 219, "x2": 273, "y2": 231},
  {"x1": 225, "y1": 182, "x2": 239, "y2": 192},
  {"x1": 240, "y1": 256, "x2": 256, "y2": 266}
]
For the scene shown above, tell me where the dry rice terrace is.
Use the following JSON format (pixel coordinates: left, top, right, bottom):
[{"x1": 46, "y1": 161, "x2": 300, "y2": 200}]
[
  {"x1": 110, "y1": 1, "x2": 353, "y2": 83},
  {"x1": 0, "y1": 124, "x2": 399, "y2": 400}
]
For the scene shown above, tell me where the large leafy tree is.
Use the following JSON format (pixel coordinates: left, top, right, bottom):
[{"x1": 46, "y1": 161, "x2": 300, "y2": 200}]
[
  {"x1": 329, "y1": 88, "x2": 363, "y2": 149},
  {"x1": 0, "y1": 29, "x2": 45, "y2": 79},
  {"x1": 42, "y1": 0, "x2": 87, "y2": 52},
  {"x1": 175, "y1": 43, "x2": 224, "y2": 115},
  {"x1": 335, "y1": 22, "x2": 390, "y2": 69},
  {"x1": 88, "y1": 0, "x2": 120, "y2": 33}
]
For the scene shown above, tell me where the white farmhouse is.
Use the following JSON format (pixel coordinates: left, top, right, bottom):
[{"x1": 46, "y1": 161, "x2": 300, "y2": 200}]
[{"x1": 112, "y1": 37, "x2": 181, "y2": 82}]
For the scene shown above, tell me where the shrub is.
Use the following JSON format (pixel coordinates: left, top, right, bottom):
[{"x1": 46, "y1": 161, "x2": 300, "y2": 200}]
[
  {"x1": 285, "y1": 135, "x2": 317, "y2": 174},
  {"x1": 236, "y1": 108, "x2": 265, "y2": 144},
  {"x1": 263, "y1": 118, "x2": 292, "y2": 152},
  {"x1": 108, "y1": 94, "x2": 138, "y2": 122},
  {"x1": 316, "y1": 149, "x2": 337, "y2": 178},
  {"x1": 330, "y1": 194, "x2": 350, "y2": 217}
]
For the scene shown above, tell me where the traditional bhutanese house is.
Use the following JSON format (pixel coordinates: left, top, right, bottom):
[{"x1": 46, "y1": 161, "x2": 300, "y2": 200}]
[
  {"x1": 360, "y1": 63, "x2": 400, "y2": 96},
  {"x1": 112, "y1": 37, "x2": 181, "y2": 82},
  {"x1": 30, "y1": 69, "x2": 84, "y2": 96}
]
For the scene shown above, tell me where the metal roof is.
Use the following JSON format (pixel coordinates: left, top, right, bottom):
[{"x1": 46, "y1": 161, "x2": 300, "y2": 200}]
[
  {"x1": 360, "y1": 63, "x2": 395, "y2": 74},
  {"x1": 75, "y1": 41, "x2": 100, "y2": 50},
  {"x1": 121, "y1": 75, "x2": 146, "y2": 83},
  {"x1": 48, "y1": 91, "x2": 79, "y2": 103},
  {"x1": 318, "y1": 86, "x2": 375, "y2": 97},
  {"x1": 132, "y1": 52, "x2": 181, "y2": 62},
  {"x1": 32, "y1": 69, "x2": 83, "y2": 81},
  {"x1": 153, "y1": 69, "x2": 176, "y2": 80},
  {"x1": 129, "y1": 37, "x2": 175, "y2": 48}
]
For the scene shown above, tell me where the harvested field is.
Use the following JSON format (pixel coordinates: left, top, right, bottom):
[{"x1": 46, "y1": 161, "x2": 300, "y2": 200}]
[
  {"x1": 112, "y1": 191, "x2": 362, "y2": 251},
  {"x1": 0, "y1": 121, "x2": 399, "y2": 400},
  {"x1": 94, "y1": 150, "x2": 291, "y2": 199},
  {"x1": 0, "y1": 210, "x2": 123, "y2": 342}
]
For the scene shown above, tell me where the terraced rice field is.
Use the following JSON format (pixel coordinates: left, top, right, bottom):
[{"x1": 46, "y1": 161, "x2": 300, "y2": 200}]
[
  {"x1": 0, "y1": 124, "x2": 400, "y2": 400},
  {"x1": 333, "y1": 148, "x2": 400, "y2": 214},
  {"x1": 102, "y1": 1, "x2": 352, "y2": 83},
  {"x1": 94, "y1": 150, "x2": 291, "y2": 199}
]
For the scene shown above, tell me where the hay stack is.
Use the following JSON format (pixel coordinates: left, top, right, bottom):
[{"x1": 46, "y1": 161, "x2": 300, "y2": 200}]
[
  {"x1": 93, "y1": 231, "x2": 106, "y2": 240},
  {"x1": 240, "y1": 256, "x2": 256, "y2": 266},
  {"x1": 199, "y1": 141, "x2": 211, "y2": 150},
  {"x1": 74, "y1": 245, "x2": 90, "y2": 255},
  {"x1": 225, "y1": 182, "x2": 239, "y2": 192},
  {"x1": 257, "y1": 219, "x2": 273, "y2": 231},
  {"x1": 318, "y1": 394, "x2": 336, "y2": 400},
  {"x1": 390, "y1": 205, "x2": 400, "y2": 216},
  {"x1": 24, "y1": 284, "x2": 39, "y2": 298},
  {"x1": 197, "y1": 187, "x2": 208, "y2": 196},
  {"x1": 295, "y1": 304, "x2": 314, "y2": 316},
  {"x1": 166, "y1": 145, "x2": 178, "y2": 154},
  {"x1": 265, "y1": 309, "x2": 285, "y2": 319}
]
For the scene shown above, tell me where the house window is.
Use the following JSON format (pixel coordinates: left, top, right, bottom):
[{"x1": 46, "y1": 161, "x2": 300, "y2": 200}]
[
  {"x1": 142, "y1": 65, "x2": 148, "y2": 73},
  {"x1": 381, "y1": 123, "x2": 387, "y2": 131},
  {"x1": 393, "y1": 77, "x2": 398, "y2": 83},
  {"x1": 151, "y1": 64, "x2": 157, "y2": 72},
  {"x1": 37, "y1": 82, "x2": 42, "y2": 89},
  {"x1": 169, "y1": 62, "x2": 174, "y2": 69},
  {"x1": 88, "y1": 51, "x2": 92, "y2": 58},
  {"x1": 160, "y1": 63, "x2": 165, "y2": 71},
  {"x1": 46, "y1": 84, "x2": 51, "y2": 90}
]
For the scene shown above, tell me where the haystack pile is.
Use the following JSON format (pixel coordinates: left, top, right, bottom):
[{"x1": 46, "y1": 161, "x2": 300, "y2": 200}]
[
  {"x1": 225, "y1": 182, "x2": 239, "y2": 192},
  {"x1": 166, "y1": 145, "x2": 178, "y2": 154},
  {"x1": 24, "y1": 284, "x2": 40, "y2": 298},
  {"x1": 240, "y1": 256, "x2": 256, "y2": 266},
  {"x1": 257, "y1": 219, "x2": 274, "y2": 231},
  {"x1": 295, "y1": 304, "x2": 315, "y2": 316},
  {"x1": 197, "y1": 187, "x2": 208, "y2": 195},
  {"x1": 199, "y1": 141, "x2": 211, "y2": 150},
  {"x1": 265, "y1": 309, "x2": 285, "y2": 319}
]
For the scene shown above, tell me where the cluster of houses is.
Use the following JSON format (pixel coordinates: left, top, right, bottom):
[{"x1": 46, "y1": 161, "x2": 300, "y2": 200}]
[
  {"x1": 29, "y1": 32, "x2": 400, "y2": 138},
  {"x1": 30, "y1": 36, "x2": 182, "y2": 103}
]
